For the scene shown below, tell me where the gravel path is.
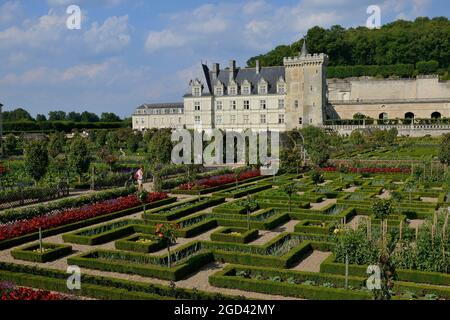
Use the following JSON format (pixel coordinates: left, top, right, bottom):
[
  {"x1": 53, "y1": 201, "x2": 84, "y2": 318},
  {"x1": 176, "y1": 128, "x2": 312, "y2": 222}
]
[{"x1": 291, "y1": 251, "x2": 331, "y2": 273}]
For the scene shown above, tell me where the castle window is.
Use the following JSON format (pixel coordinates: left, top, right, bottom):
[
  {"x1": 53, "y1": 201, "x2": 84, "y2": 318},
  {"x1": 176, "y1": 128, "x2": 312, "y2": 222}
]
[
  {"x1": 299, "y1": 117, "x2": 303, "y2": 125},
  {"x1": 260, "y1": 114, "x2": 266, "y2": 124},
  {"x1": 194, "y1": 116, "x2": 201, "y2": 125},
  {"x1": 231, "y1": 115, "x2": 236, "y2": 125},
  {"x1": 277, "y1": 83, "x2": 285, "y2": 94},
  {"x1": 242, "y1": 85, "x2": 251, "y2": 95},
  {"x1": 295, "y1": 100, "x2": 299, "y2": 109},
  {"x1": 216, "y1": 115, "x2": 223, "y2": 125},
  {"x1": 278, "y1": 114, "x2": 285, "y2": 124},
  {"x1": 260, "y1": 100, "x2": 266, "y2": 110},
  {"x1": 228, "y1": 86, "x2": 237, "y2": 95},
  {"x1": 278, "y1": 99, "x2": 285, "y2": 109},
  {"x1": 193, "y1": 86, "x2": 201, "y2": 97},
  {"x1": 405, "y1": 112, "x2": 415, "y2": 119},
  {"x1": 431, "y1": 112, "x2": 442, "y2": 119},
  {"x1": 244, "y1": 100, "x2": 250, "y2": 110},
  {"x1": 216, "y1": 101, "x2": 223, "y2": 111},
  {"x1": 258, "y1": 85, "x2": 267, "y2": 95},
  {"x1": 215, "y1": 86, "x2": 223, "y2": 96},
  {"x1": 379, "y1": 113, "x2": 388, "y2": 120},
  {"x1": 194, "y1": 102, "x2": 201, "y2": 111},
  {"x1": 244, "y1": 115, "x2": 249, "y2": 125},
  {"x1": 231, "y1": 101, "x2": 237, "y2": 110}
]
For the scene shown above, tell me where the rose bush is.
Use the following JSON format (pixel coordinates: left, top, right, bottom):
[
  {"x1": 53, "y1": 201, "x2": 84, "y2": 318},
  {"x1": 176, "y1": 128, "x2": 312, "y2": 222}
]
[
  {"x1": 0, "y1": 192, "x2": 168, "y2": 241},
  {"x1": 179, "y1": 169, "x2": 260, "y2": 190},
  {"x1": 322, "y1": 167, "x2": 410, "y2": 174},
  {"x1": 0, "y1": 282, "x2": 69, "y2": 300}
]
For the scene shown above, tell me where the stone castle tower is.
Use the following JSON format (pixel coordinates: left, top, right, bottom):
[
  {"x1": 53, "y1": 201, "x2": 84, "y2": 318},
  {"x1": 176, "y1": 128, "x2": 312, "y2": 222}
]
[{"x1": 284, "y1": 41, "x2": 329, "y2": 129}]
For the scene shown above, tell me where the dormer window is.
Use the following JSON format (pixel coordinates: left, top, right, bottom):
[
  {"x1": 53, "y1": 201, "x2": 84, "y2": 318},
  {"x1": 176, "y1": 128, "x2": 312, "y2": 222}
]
[
  {"x1": 242, "y1": 80, "x2": 252, "y2": 95},
  {"x1": 258, "y1": 78, "x2": 268, "y2": 95},
  {"x1": 190, "y1": 79, "x2": 203, "y2": 97},
  {"x1": 228, "y1": 80, "x2": 238, "y2": 96},
  {"x1": 193, "y1": 87, "x2": 201, "y2": 97},
  {"x1": 277, "y1": 77, "x2": 286, "y2": 94},
  {"x1": 214, "y1": 81, "x2": 224, "y2": 96},
  {"x1": 215, "y1": 86, "x2": 223, "y2": 96}
]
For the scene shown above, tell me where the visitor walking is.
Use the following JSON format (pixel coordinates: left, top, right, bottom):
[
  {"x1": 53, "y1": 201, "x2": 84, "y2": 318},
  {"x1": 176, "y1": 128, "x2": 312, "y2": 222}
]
[{"x1": 135, "y1": 166, "x2": 144, "y2": 191}]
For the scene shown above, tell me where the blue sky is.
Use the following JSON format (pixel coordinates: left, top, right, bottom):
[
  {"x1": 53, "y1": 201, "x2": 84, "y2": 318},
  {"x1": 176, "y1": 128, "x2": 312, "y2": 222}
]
[{"x1": 0, "y1": 0, "x2": 448, "y2": 118}]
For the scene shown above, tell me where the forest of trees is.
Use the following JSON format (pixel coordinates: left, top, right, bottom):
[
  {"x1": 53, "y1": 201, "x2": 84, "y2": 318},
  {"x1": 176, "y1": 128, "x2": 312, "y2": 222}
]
[
  {"x1": 2, "y1": 108, "x2": 123, "y2": 123},
  {"x1": 247, "y1": 17, "x2": 450, "y2": 78}
]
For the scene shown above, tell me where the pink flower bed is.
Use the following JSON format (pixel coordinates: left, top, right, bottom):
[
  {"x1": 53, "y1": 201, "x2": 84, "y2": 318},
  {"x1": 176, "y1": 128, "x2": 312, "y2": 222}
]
[
  {"x1": 322, "y1": 167, "x2": 410, "y2": 174},
  {"x1": 179, "y1": 169, "x2": 261, "y2": 190}
]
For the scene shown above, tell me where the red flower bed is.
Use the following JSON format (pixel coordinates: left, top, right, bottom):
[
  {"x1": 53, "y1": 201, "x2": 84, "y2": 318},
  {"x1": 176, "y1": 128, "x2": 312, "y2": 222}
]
[
  {"x1": 321, "y1": 167, "x2": 410, "y2": 174},
  {"x1": 0, "y1": 192, "x2": 168, "y2": 242},
  {"x1": 179, "y1": 169, "x2": 261, "y2": 190},
  {"x1": 1, "y1": 282, "x2": 68, "y2": 300}
]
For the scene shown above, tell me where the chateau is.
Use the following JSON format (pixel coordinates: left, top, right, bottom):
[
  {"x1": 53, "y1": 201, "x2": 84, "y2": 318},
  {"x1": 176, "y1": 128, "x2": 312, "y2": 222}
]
[{"x1": 132, "y1": 42, "x2": 450, "y2": 133}]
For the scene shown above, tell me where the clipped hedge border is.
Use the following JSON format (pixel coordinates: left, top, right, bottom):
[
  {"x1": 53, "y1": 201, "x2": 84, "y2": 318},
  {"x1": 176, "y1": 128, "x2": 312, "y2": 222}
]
[
  {"x1": 213, "y1": 183, "x2": 272, "y2": 199},
  {"x1": 143, "y1": 196, "x2": 225, "y2": 221},
  {"x1": 67, "y1": 248, "x2": 214, "y2": 281},
  {"x1": 209, "y1": 265, "x2": 371, "y2": 300},
  {"x1": 0, "y1": 197, "x2": 176, "y2": 250},
  {"x1": 320, "y1": 254, "x2": 450, "y2": 286},
  {"x1": 11, "y1": 243, "x2": 72, "y2": 263},
  {"x1": 115, "y1": 233, "x2": 166, "y2": 253},
  {"x1": 0, "y1": 262, "x2": 238, "y2": 300},
  {"x1": 210, "y1": 228, "x2": 259, "y2": 244}
]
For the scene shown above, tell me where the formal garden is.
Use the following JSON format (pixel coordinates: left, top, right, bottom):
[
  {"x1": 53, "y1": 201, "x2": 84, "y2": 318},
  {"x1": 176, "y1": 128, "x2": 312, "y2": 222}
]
[
  {"x1": 0, "y1": 162, "x2": 449, "y2": 300},
  {"x1": 0, "y1": 128, "x2": 449, "y2": 301}
]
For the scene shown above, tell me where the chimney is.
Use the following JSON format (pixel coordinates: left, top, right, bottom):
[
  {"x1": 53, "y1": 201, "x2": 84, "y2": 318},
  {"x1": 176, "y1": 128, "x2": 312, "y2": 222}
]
[
  {"x1": 256, "y1": 60, "x2": 261, "y2": 74},
  {"x1": 212, "y1": 63, "x2": 219, "y2": 79},
  {"x1": 229, "y1": 60, "x2": 236, "y2": 82}
]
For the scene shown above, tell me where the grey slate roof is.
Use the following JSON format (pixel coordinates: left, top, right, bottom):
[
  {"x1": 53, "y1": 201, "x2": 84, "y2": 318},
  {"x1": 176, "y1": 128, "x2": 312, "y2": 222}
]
[
  {"x1": 138, "y1": 102, "x2": 184, "y2": 109},
  {"x1": 208, "y1": 66, "x2": 285, "y2": 95}
]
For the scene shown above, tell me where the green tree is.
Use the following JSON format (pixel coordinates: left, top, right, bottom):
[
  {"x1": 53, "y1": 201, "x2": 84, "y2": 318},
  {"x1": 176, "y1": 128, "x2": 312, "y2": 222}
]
[
  {"x1": 372, "y1": 198, "x2": 394, "y2": 221},
  {"x1": 69, "y1": 137, "x2": 91, "y2": 183},
  {"x1": 147, "y1": 130, "x2": 173, "y2": 164},
  {"x1": 310, "y1": 169, "x2": 324, "y2": 185},
  {"x1": 438, "y1": 133, "x2": 450, "y2": 167},
  {"x1": 2, "y1": 108, "x2": 34, "y2": 122},
  {"x1": 47, "y1": 132, "x2": 65, "y2": 158},
  {"x1": 155, "y1": 223, "x2": 179, "y2": 268},
  {"x1": 48, "y1": 111, "x2": 67, "y2": 121},
  {"x1": 36, "y1": 114, "x2": 47, "y2": 122},
  {"x1": 126, "y1": 132, "x2": 141, "y2": 153},
  {"x1": 282, "y1": 183, "x2": 298, "y2": 212},
  {"x1": 106, "y1": 131, "x2": 119, "y2": 151},
  {"x1": 24, "y1": 141, "x2": 49, "y2": 184},
  {"x1": 301, "y1": 126, "x2": 331, "y2": 166},
  {"x1": 241, "y1": 196, "x2": 258, "y2": 230},
  {"x1": 67, "y1": 112, "x2": 82, "y2": 122},
  {"x1": 4, "y1": 134, "x2": 17, "y2": 155},
  {"x1": 81, "y1": 111, "x2": 99, "y2": 123},
  {"x1": 101, "y1": 112, "x2": 121, "y2": 122}
]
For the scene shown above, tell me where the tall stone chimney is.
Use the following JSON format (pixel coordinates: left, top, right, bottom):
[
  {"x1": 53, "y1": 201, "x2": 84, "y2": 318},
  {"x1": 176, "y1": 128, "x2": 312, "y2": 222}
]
[
  {"x1": 229, "y1": 60, "x2": 236, "y2": 82},
  {"x1": 212, "y1": 63, "x2": 220, "y2": 80},
  {"x1": 256, "y1": 60, "x2": 261, "y2": 75}
]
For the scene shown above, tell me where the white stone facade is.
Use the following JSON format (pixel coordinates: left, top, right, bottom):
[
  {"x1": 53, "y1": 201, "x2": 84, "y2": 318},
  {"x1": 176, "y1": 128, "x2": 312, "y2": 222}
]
[{"x1": 132, "y1": 46, "x2": 450, "y2": 132}]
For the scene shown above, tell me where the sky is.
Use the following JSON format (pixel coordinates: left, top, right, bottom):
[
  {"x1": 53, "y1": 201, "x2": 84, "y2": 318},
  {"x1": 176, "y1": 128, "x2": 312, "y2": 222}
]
[{"x1": 0, "y1": 0, "x2": 448, "y2": 118}]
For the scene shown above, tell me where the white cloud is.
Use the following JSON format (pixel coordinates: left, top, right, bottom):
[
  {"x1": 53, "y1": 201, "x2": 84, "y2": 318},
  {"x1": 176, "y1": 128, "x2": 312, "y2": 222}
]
[
  {"x1": 0, "y1": 9, "x2": 130, "y2": 54},
  {"x1": 145, "y1": 30, "x2": 189, "y2": 52},
  {"x1": 84, "y1": 15, "x2": 131, "y2": 54},
  {"x1": 0, "y1": 1, "x2": 22, "y2": 25}
]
